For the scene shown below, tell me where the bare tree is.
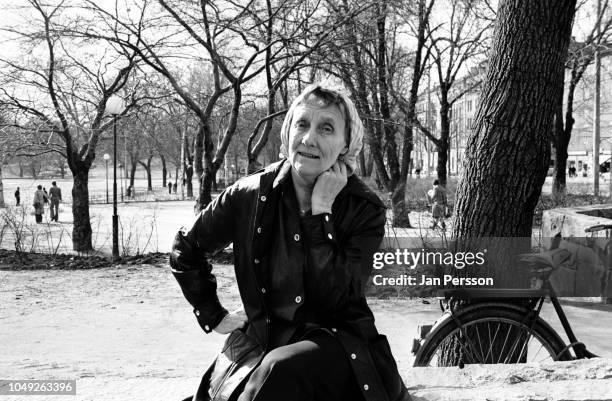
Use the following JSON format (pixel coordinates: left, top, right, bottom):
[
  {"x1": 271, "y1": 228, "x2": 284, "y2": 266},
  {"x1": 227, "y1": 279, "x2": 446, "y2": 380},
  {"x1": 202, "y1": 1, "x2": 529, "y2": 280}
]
[
  {"x1": 553, "y1": 0, "x2": 612, "y2": 197},
  {"x1": 320, "y1": 0, "x2": 436, "y2": 227},
  {"x1": 412, "y1": 0, "x2": 493, "y2": 186},
  {"x1": 0, "y1": 0, "x2": 141, "y2": 251}
]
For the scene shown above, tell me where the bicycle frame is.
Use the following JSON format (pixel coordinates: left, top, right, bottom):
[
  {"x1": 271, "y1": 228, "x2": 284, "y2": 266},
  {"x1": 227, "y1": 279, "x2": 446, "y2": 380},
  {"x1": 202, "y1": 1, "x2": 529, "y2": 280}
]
[{"x1": 433, "y1": 286, "x2": 597, "y2": 360}]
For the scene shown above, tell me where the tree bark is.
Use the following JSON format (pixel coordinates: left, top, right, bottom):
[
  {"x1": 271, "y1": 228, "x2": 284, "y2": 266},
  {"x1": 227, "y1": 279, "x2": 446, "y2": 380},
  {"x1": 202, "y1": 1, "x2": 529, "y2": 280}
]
[
  {"x1": 436, "y1": 97, "x2": 451, "y2": 186},
  {"x1": 553, "y1": 65, "x2": 580, "y2": 198},
  {"x1": 161, "y1": 154, "x2": 167, "y2": 187},
  {"x1": 0, "y1": 163, "x2": 5, "y2": 208},
  {"x1": 129, "y1": 158, "x2": 137, "y2": 188},
  {"x1": 447, "y1": 0, "x2": 576, "y2": 366},
  {"x1": 71, "y1": 170, "x2": 92, "y2": 252},
  {"x1": 193, "y1": 123, "x2": 204, "y2": 181},
  {"x1": 454, "y1": 0, "x2": 575, "y2": 241},
  {"x1": 137, "y1": 156, "x2": 153, "y2": 191}
]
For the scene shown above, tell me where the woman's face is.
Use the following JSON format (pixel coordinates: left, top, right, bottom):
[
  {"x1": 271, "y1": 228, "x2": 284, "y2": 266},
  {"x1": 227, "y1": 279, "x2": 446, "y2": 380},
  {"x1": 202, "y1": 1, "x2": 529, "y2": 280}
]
[{"x1": 287, "y1": 100, "x2": 348, "y2": 184}]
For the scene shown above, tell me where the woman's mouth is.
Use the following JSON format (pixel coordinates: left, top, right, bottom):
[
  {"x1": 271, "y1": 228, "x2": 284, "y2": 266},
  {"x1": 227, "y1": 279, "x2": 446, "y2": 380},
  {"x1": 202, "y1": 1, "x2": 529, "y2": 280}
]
[{"x1": 297, "y1": 151, "x2": 319, "y2": 159}]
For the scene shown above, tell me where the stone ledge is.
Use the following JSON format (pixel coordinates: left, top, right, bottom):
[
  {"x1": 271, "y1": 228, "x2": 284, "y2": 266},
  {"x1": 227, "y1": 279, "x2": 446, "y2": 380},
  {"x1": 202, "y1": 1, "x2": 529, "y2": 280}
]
[
  {"x1": 404, "y1": 358, "x2": 612, "y2": 401},
  {"x1": 1, "y1": 360, "x2": 608, "y2": 400}
]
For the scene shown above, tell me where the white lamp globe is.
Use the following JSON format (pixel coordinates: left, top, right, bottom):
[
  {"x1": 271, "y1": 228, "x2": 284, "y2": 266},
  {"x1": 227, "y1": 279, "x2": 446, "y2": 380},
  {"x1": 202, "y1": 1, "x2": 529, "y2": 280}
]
[{"x1": 105, "y1": 95, "x2": 125, "y2": 115}]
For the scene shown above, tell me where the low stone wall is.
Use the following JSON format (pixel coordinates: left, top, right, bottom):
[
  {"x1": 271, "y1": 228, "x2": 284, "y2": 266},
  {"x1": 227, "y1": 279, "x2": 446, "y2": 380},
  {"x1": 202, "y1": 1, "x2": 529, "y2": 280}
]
[
  {"x1": 405, "y1": 358, "x2": 612, "y2": 401},
  {"x1": 542, "y1": 204, "x2": 612, "y2": 243},
  {"x1": 541, "y1": 204, "x2": 612, "y2": 300},
  {"x1": 9, "y1": 359, "x2": 608, "y2": 401}
]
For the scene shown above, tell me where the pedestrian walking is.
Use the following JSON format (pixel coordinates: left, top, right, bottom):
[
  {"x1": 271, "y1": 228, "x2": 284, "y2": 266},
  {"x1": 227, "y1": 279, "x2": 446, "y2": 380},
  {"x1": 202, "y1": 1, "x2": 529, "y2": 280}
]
[
  {"x1": 32, "y1": 185, "x2": 47, "y2": 223},
  {"x1": 172, "y1": 182, "x2": 177, "y2": 193},
  {"x1": 14, "y1": 187, "x2": 20, "y2": 206},
  {"x1": 427, "y1": 179, "x2": 448, "y2": 229},
  {"x1": 49, "y1": 181, "x2": 62, "y2": 222},
  {"x1": 168, "y1": 181, "x2": 172, "y2": 194}
]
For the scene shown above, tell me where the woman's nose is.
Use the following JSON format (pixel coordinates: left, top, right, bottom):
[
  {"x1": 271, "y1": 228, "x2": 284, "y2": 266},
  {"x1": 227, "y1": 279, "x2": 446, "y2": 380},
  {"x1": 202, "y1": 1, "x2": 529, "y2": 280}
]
[{"x1": 301, "y1": 128, "x2": 316, "y2": 147}]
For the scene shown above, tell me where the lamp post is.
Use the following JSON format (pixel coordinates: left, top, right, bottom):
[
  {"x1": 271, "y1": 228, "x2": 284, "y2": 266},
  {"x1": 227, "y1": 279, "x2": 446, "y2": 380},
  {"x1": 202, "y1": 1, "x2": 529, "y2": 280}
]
[
  {"x1": 118, "y1": 163, "x2": 124, "y2": 202},
  {"x1": 105, "y1": 95, "x2": 125, "y2": 261},
  {"x1": 103, "y1": 153, "x2": 110, "y2": 204}
]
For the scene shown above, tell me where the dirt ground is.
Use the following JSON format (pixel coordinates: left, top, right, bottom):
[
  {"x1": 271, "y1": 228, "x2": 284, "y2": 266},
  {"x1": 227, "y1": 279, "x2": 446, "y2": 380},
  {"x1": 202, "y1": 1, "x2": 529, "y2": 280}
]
[{"x1": 1, "y1": 260, "x2": 612, "y2": 401}]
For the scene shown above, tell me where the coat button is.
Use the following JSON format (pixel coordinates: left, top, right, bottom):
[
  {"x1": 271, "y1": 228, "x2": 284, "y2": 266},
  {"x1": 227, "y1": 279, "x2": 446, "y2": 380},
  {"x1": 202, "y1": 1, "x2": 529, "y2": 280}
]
[
  {"x1": 194, "y1": 309, "x2": 200, "y2": 317},
  {"x1": 204, "y1": 325, "x2": 210, "y2": 331},
  {"x1": 294, "y1": 233, "x2": 300, "y2": 241},
  {"x1": 257, "y1": 227, "x2": 262, "y2": 234},
  {"x1": 363, "y1": 384, "x2": 369, "y2": 391},
  {"x1": 350, "y1": 353, "x2": 357, "y2": 359},
  {"x1": 265, "y1": 318, "x2": 270, "y2": 324},
  {"x1": 295, "y1": 295, "x2": 302, "y2": 303},
  {"x1": 260, "y1": 195, "x2": 266, "y2": 201},
  {"x1": 331, "y1": 327, "x2": 337, "y2": 333},
  {"x1": 261, "y1": 288, "x2": 266, "y2": 294},
  {"x1": 325, "y1": 215, "x2": 330, "y2": 222},
  {"x1": 327, "y1": 233, "x2": 333, "y2": 240},
  {"x1": 254, "y1": 258, "x2": 260, "y2": 264}
]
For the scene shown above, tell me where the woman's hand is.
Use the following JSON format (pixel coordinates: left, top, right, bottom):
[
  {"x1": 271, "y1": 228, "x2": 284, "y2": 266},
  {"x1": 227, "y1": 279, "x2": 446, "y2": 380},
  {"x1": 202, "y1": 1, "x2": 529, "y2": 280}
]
[
  {"x1": 213, "y1": 308, "x2": 248, "y2": 334},
  {"x1": 311, "y1": 161, "x2": 348, "y2": 215}
]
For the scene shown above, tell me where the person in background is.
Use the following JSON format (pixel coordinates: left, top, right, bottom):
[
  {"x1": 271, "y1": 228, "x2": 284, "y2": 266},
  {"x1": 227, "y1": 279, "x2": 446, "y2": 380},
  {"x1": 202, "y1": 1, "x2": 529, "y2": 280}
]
[
  {"x1": 14, "y1": 187, "x2": 20, "y2": 206},
  {"x1": 33, "y1": 185, "x2": 47, "y2": 223},
  {"x1": 172, "y1": 182, "x2": 177, "y2": 194},
  {"x1": 49, "y1": 181, "x2": 62, "y2": 222},
  {"x1": 427, "y1": 179, "x2": 448, "y2": 230},
  {"x1": 168, "y1": 181, "x2": 173, "y2": 194}
]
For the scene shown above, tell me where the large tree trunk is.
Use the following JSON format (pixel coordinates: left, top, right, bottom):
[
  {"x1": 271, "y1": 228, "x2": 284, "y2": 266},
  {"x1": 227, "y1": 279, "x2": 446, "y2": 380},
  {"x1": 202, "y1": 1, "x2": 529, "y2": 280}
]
[
  {"x1": 448, "y1": 0, "x2": 576, "y2": 366},
  {"x1": 454, "y1": 0, "x2": 575, "y2": 240},
  {"x1": 71, "y1": 170, "x2": 92, "y2": 252}
]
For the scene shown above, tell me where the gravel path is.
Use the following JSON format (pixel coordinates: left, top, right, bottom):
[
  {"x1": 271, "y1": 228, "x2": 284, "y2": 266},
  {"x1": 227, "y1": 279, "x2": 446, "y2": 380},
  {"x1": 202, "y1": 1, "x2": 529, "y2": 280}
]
[{"x1": 2, "y1": 263, "x2": 611, "y2": 401}]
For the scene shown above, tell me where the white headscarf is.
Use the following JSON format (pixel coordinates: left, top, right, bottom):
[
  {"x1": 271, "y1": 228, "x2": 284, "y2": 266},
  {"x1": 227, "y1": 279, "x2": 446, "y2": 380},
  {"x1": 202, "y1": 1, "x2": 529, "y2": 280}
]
[{"x1": 279, "y1": 83, "x2": 364, "y2": 175}]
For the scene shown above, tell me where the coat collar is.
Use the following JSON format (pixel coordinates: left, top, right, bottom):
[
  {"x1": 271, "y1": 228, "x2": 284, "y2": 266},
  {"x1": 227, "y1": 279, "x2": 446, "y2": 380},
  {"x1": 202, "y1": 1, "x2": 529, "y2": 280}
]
[{"x1": 259, "y1": 159, "x2": 385, "y2": 209}]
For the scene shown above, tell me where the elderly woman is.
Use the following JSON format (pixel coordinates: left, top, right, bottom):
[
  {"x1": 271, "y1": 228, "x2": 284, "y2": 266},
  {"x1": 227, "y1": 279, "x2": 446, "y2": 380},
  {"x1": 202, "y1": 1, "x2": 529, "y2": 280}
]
[{"x1": 171, "y1": 83, "x2": 408, "y2": 401}]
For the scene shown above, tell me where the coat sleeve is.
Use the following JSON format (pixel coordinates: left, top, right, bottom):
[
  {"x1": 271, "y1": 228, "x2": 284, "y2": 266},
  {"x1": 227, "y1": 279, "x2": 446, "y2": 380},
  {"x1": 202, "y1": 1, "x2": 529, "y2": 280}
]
[
  {"x1": 300, "y1": 200, "x2": 385, "y2": 318},
  {"x1": 169, "y1": 185, "x2": 238, "y2": 333}
]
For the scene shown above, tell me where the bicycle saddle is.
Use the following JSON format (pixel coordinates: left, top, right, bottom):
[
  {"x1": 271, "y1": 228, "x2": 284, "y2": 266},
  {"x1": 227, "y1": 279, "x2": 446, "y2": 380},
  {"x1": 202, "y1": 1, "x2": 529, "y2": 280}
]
[{"x1": 517, "y1": 248, "x2": 573, "y2": 272}]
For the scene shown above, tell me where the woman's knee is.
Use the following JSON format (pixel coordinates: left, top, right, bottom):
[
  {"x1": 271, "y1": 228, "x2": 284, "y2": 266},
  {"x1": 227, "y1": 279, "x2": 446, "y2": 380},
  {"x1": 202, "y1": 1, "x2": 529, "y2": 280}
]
[{"x1": 257, "y1": 347, "x2": 301, "y2": 378}]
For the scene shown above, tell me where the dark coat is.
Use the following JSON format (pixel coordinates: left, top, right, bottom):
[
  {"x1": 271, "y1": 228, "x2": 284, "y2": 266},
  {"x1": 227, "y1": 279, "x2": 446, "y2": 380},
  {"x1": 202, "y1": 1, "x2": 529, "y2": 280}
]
[{"x1": 171, "y1": 160, "x2": 408, "y2": 401}]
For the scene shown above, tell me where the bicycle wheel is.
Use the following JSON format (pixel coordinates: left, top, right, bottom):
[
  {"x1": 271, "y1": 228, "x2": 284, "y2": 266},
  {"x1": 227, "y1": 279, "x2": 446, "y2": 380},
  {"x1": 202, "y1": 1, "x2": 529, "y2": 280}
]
[{"x1": 413, "y1": 306, "x2": 571, "y2": 367}]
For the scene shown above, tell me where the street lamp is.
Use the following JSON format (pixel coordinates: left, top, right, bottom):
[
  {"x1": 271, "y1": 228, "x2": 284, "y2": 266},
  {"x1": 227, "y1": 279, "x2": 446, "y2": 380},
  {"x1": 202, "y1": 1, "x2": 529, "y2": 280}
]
[
  {"x1": 118, "y1": 163, "x2": 124, "y2": 202},
  {"x1": 103, "y1": 153, "x2": 110, "y2": 204},
  {"x1": 105, "y1": 94, "x2": 125, "y2": 261}
]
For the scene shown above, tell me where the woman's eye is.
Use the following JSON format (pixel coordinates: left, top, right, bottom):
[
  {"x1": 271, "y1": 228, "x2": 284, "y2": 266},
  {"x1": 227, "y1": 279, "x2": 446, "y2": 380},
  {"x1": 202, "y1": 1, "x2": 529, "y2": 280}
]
[
  {"x1": 321, "y1": 125, "x2": 334, "y2": 134},
  {"x1": 296, "y1": 121, "x2": 308, "y2": 129}
]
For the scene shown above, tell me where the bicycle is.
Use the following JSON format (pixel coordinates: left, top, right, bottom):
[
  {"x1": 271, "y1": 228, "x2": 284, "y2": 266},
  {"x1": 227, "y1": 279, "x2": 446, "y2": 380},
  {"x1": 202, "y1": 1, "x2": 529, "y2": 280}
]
[{"x1": 411, "y1": 225, "x2": 607, "y2": 367}]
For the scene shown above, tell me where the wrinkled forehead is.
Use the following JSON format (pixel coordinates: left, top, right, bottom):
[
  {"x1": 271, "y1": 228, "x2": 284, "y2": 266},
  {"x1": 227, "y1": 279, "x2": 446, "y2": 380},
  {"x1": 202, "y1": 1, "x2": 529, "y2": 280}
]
[
  {"x1": 296, "y1": 92, "x2": 348, "y2": 122},
  {"x1": 292, "y1": 101, "x2": 345, "y2": 125}
]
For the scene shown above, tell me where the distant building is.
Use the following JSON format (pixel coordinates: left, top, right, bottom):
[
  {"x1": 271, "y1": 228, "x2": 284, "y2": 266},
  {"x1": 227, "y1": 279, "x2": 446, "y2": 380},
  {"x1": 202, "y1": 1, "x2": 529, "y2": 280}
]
[{"x1": 413, "y1": 45, "x2": 612, "y2": 178}]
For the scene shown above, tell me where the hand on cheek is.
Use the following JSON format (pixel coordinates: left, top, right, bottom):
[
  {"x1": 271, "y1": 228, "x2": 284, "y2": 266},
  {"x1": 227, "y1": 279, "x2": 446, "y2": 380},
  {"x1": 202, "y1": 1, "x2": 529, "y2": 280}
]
[{"x1": 311, "y1": 161, "x2": 348, "y2": 215}]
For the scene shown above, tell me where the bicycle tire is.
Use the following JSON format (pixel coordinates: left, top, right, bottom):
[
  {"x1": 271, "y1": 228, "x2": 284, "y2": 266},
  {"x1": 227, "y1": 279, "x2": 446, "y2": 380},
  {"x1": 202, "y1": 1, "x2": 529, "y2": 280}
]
[{"x1": 413, "y1": 306, "x2": 571, "y2": 367}]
